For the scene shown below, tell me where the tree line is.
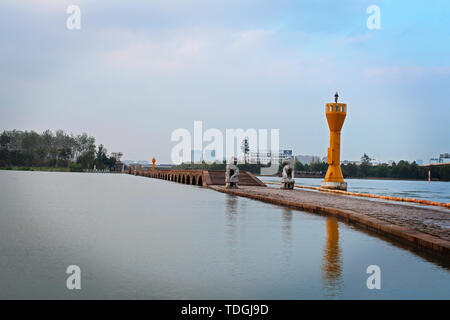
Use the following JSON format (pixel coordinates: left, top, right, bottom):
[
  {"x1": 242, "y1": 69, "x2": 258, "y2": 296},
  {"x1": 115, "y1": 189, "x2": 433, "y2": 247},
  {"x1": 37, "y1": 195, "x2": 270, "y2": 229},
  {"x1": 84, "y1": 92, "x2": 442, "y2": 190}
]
[
  {"x1": 295, "y1": 154, "x2": 450, "y2": 181},
  {"x1": 0, "y1": 129, "x2": 120, "y2": 171}
]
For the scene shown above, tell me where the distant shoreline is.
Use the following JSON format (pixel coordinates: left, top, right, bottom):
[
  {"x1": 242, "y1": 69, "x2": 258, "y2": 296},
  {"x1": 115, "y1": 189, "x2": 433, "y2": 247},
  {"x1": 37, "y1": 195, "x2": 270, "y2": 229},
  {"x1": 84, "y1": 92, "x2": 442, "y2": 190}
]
[
  {"x1": 258, "y1": 175, "x2": 446, "y2": 182},
  {"x1": 1, "y1": 168, "x2": 447, "y2": 182},
  {"x1": 344, "y1": 176, "x2": 440, "y2": 182},
  {"x1": 0, "y1": 166, "x2": 70, "y2": 172}
]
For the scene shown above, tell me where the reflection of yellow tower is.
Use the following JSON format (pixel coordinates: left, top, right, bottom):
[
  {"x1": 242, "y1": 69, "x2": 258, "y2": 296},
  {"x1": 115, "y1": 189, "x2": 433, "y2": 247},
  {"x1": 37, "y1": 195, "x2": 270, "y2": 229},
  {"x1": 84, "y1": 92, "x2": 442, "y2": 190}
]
[
  {"x1": 324, "y1": 218, "x2": 340, "y2": 277},
  {"x1": 321, "y1": 92, "x2": 347, "y2": 191},
  {"x1": 152, "y1": 158, "x2": 156, "y2": 171},
  {"x1": 322, "y1": 218, "x2": 342, "y2": 296}
]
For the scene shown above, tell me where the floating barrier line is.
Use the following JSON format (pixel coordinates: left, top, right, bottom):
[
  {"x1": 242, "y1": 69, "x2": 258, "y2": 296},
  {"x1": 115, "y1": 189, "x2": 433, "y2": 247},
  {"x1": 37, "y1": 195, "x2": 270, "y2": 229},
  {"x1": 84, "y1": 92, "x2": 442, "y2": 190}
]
[{"x1": 264, "y1": 182, "x2": 450, "y2": 209}]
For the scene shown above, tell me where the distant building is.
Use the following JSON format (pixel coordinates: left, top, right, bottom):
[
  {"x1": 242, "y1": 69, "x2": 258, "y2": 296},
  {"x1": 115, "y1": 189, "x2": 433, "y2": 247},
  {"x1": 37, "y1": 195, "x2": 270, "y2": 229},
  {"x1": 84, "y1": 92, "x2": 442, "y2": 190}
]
[
  {"x1": 430, "y1": 158, "x2": 440, "y2": 164},
  {"x1": 248, "y1": 149, "x2": 293, "y2": 165},
  {"x1": 295, "y1": 155, "x2": 321, "y2": 164},
  {"x1": 191, "y1": 150, "x2": 203, "y2": 163},
  {"x1": 415, "y1": 160, "x2": 423, "y2": 165},
  {"x1": 439, "y1": 153, "x2": 450, "y2": 162},
  {"x1": 341, "y1": 160, "x2": 360, "y2": 165}
]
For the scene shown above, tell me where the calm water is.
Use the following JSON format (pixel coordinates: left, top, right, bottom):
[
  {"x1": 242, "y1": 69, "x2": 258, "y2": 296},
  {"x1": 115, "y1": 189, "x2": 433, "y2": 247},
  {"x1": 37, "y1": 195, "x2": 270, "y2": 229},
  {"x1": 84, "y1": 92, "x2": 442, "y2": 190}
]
[
  {"x1": 0, "y1": 171, "x2": 449, "y2": 299},
  {"x1": 260, "y1": 176, "x2": 450, "y2": 203}
]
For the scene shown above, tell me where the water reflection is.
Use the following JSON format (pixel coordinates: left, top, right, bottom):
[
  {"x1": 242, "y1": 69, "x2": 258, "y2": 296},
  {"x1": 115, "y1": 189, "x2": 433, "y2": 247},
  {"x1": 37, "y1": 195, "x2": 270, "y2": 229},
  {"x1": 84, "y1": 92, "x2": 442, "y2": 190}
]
[
  {"x1": 225, "y1": 194, "x2": 238, "y2": 274},
  {"x1": 280, "y1": 208, "x2": 293, "y2": 266},
  {"x1": 225, "y1": 194, "x2": 239, "y2": 214},
  {"x1": 322, "y1": 217, "x2": 343, "y2": 297},
  {"x1": 281, "y1": 208, "x2": 293, "y2": 249}
]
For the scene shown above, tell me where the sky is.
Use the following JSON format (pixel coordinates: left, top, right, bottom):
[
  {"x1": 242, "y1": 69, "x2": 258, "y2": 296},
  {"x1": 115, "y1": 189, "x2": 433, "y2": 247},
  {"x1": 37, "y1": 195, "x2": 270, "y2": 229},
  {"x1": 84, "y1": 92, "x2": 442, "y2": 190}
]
[{"x1": 0, "y1": 0, "x2": 449, "y2": 163}]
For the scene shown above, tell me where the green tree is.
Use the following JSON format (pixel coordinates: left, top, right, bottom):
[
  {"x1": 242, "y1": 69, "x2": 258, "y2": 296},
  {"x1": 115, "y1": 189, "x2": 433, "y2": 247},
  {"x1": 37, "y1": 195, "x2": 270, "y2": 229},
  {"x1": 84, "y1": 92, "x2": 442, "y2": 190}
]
[
  {"x1": 310, "y1": 161, "x2": 328, "y2": 173},
  {"x1": 294, "y1": 157, "x2": 304, "y2": 171},
  {"x1": 359, "y1": 153, "x2": 372, "y2": 177}
]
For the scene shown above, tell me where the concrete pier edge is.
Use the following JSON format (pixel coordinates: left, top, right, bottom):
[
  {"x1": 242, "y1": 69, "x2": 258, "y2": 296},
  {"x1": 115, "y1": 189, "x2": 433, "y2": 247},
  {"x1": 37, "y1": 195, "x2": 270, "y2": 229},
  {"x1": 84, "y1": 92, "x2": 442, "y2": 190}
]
[{"x1": 208, "y1": 185, "x2": 450, "y2": 259}]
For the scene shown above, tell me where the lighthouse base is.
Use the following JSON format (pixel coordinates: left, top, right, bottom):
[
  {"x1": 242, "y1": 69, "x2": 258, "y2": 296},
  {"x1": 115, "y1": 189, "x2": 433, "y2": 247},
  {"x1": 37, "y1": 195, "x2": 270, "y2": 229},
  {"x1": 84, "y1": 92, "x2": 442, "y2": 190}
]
[{"x1": 321, "y1": 181, "x2": 347, "y2": 191}]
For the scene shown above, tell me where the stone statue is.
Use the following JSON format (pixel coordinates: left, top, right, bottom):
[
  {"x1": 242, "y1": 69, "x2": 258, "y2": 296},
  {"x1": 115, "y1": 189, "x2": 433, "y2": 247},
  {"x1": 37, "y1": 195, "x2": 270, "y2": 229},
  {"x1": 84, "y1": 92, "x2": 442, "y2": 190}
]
[
  {"x1": 281, "y1": 157, "x2": 295, "y2": 189},
  {"x1": 225, "y1": 157, "x2": 239, "y2": 188}
]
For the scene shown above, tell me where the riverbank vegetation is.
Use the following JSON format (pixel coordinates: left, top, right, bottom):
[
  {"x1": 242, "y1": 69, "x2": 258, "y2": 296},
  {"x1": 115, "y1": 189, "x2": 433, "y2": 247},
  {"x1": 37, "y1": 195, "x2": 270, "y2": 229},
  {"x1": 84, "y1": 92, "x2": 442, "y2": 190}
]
[
  {"x1": 0, "y1": 166, "x2": 71, "y2": 172},
  {"x1": 294, "y1": 154, "x2": 450, "y2": 181},
  {"x1": 0, "y1": 130, "x2": 120, "y2": 172}
]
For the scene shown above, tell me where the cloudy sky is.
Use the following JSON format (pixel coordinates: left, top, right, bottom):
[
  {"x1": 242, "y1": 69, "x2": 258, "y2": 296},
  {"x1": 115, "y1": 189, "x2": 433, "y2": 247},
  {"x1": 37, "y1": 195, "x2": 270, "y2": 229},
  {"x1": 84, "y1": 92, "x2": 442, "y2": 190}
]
[{"x1": 1, "y1": 0, "x2": 449, "y2": 163}]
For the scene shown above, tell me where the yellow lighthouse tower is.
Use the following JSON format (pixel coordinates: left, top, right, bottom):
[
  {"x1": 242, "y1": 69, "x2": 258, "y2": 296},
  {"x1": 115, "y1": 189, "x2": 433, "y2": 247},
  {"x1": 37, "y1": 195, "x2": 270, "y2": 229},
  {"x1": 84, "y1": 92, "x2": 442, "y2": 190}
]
[{"x1": 321, "y1": 92, "x2": 347, "y2": 191}]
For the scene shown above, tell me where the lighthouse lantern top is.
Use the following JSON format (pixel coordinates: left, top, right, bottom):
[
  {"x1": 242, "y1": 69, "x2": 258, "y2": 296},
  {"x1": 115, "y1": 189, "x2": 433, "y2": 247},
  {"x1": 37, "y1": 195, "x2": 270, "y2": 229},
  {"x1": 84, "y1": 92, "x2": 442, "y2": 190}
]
[{"x1": 326, "y1": 91, "x2": 346, "y2": 113}]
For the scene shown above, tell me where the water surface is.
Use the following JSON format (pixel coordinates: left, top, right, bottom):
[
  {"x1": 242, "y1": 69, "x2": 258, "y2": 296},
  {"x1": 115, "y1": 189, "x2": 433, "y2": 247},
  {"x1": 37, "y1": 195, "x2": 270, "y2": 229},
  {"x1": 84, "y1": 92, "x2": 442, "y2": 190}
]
[
  {"x1": 260, "y1": 176, "x2": 450, "y2": 203},
  {"x1": 0, "y1": 171, "x2": 449, "y2": 299}
]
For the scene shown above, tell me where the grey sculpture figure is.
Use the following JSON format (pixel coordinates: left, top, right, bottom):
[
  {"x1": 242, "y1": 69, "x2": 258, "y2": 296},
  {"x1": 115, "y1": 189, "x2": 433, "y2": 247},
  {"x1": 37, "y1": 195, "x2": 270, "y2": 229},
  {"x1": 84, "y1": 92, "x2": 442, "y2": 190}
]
[
  {"x1": 281, "y1": 158, "x2": 295, "y2": 189},
  {"x1": 225, "y1": 157, "x2": 239, "y2": 188}
]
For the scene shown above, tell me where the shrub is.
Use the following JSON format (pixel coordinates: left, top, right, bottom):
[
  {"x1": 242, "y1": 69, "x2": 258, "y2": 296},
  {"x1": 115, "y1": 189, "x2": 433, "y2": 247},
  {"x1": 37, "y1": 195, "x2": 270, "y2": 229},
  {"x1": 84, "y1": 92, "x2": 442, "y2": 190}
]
[{"x1": 70, "y1": 163, "x2": 83, "y2": 172}]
